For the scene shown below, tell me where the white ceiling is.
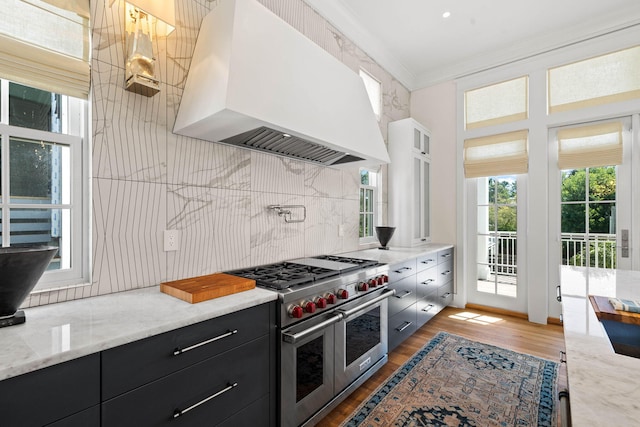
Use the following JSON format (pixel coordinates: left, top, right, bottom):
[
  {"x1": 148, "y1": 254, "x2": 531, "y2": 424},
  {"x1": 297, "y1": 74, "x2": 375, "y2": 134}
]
[{"x1": 304, "y1": 0, "x2": 640, "y2": 90}]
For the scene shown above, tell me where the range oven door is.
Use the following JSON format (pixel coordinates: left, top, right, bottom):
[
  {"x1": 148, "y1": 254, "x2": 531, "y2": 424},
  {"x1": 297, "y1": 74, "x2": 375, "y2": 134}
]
[
  {"x1": 334, "y1": 288, "x2": 393, "y2": 392},
  {"x1": 280, "y1": 313, "x2": 341, "y2": 427}
]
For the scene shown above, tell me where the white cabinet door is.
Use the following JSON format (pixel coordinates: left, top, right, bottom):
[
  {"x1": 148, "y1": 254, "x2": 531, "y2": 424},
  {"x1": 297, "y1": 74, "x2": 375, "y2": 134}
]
[{"x1": 389, "y1": 118, "x2": 431, "y2": 247}]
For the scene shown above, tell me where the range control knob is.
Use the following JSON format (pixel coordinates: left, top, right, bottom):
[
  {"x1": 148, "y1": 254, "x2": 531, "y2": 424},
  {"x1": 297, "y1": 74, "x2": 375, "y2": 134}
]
[
  {"x1": 315, "y1": 297, "x2": 328, "y2": 309},
  {"x1": 288, "y1": 305, "x2": 304, "y2": 319},
  {"x1": 325, "y1": 293, "x2": 337, "y2": 304},
  {"x1": 376, "y1": 276, "x2": 385, "y2": 286},
  {"x1": 358, "y1": 282, "x2": 369, "y2": 292},
  {"x1": 337, "y1": 289, "x2": 349, "y2": 299},
  {"x1": 381, "y1": 274, "x2": 389, "y2": 283},
  {"x1": 368, "y1": 278, "x2": 378, "y2": 287},
  {"x1": 303, "y1": 301, "x2": 317, "y2": 314}
]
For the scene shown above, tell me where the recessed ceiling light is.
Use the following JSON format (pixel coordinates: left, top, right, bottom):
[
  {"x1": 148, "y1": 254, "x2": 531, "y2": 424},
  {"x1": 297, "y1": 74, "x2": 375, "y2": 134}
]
[{"x1": 442, "y1": 11, "x2": 451, "y2": 18}]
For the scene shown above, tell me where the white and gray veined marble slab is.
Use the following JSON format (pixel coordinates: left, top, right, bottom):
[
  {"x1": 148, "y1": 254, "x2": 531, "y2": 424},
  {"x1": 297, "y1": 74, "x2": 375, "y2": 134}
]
[
  {"x1": 0, "y1": 287, "x2": 277, "y2": 381},
  {"x1": 560, "y1": 266, "x2": 640, "y2": 426}
]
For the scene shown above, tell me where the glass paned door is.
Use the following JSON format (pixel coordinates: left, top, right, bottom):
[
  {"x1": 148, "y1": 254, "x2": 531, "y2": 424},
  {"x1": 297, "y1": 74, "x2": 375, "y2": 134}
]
[{"x1": 467, "y1": 174, "x2": 527, "y2": 313}]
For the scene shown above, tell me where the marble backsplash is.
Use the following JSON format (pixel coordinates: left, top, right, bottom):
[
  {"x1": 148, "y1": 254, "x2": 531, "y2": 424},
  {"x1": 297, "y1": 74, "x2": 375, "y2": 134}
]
[{"x1": 23, "y1": 0, "x2": 409, "y2": 308}]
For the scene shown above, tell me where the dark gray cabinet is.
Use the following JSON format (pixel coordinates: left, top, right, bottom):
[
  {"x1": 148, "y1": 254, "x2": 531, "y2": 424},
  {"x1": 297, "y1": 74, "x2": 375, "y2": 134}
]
[
  {"x1": 387, "y1": 247, "x2": 454, "y2": 351},
  {"x1": 0, "y1": 302, "x2": 276, "y2": 427},
  {"x1": 0, "y1": 353, "x2": 100, "y2": 426},
  {"x1": 101, "y1": 302, "x2": 276, "y2": 427}
]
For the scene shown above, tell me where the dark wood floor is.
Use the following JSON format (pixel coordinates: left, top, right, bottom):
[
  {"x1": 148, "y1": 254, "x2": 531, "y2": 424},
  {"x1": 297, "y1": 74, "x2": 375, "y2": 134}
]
[{"x1": 316, "y1": 306, "x2": 566, "y2": 426}]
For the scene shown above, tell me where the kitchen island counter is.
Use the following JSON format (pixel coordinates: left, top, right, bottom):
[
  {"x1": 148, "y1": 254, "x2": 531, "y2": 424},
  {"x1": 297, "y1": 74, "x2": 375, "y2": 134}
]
[
  {"x1": 560, "y1": 265, "x2": 640, "y2": 426},
  {"x1": 0, "y1": 285, "x2": 276, "y2": 381}
]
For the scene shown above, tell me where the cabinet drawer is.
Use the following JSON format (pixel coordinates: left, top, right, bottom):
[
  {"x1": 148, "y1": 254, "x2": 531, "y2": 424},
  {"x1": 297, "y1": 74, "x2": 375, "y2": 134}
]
[
  {"x1": 388, "y1": 304, "x2": 417, "y2": 351},
  {"x1": 416, "y1": 267, "x2": 438, "y2": 298},
  {"x1": 438, "y1": 282, "x2": 454, "y2": 307},
  {"x1": 0, "y1": 354, "x2": 99, "y2": 427},
  {"x1": 388, "y1": 258, "x2": 417, "y2": 282},
  {"x1": 416, "y1": 252, "x2": 437, "y2": 272},
  {"x1": 47, "y1": 406, "x2": 100, "y2": 427},
  {"x1": 102, "y1": 302, "x2": 272, "y2": 400},
  {"x1": 102, "y1": 335, "x2": 270, "y2": 427},
  {"x1": 416, "y1": 291, "x2": 439, "y2": 327},
  {"x1": 437, "y1": 247, "x2": 454, "y2": 264},
  {"x1": 438, "y1": 259, "x2": 454, "y2": 285},
  {"x1": 388, "y1": 275, "x2": 416, "y2": 317},
  {"x1": 217, "y1": 395, "x2": 271, "y2": 427}
]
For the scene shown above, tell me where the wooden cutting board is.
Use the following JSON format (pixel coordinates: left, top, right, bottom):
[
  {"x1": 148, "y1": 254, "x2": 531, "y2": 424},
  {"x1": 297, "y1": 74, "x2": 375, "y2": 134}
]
[
  {"x1": 160, "y1": 273, "x2": 256, "y2": 304},
  {"x1": 589, "y1": 295, "x2": 640, "y2": 326}
]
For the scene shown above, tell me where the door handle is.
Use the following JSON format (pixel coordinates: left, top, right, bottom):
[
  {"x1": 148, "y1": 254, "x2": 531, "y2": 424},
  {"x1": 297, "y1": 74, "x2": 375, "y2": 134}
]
[{"x1": 282, "y1": 314, "x2": 342, "y2": 344}]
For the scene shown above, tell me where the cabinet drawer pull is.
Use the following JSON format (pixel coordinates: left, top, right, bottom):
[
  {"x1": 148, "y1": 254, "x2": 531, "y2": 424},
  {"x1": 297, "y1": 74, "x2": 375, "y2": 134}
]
[
  {"x1": 173, "y1": 330, "x2": 238, "y2": 356},
  {"x1": 422, "y1": 304, "x2": 434, "y2": 312},
  {"x1": 173, "y1": 382, "x2": 238, "y2": 418},
  {"x1": 441, "y1": 270, "x2": 451, "y2": 275},
  {"x1": 560, "y1": 350, "x2": 567, "y2": 363},
  {"x1": 441, "y1": 253, "x2": 451, "y2": 258},
  {"x1": 441, "y1": 292, "x2": 451, "y2": 298},
  {"x1": 420, "y1": 279, "x2": 435, "y2": 285},
  {"x1": 396, "y1": 321, "x2": 413, "y2": 332},
  {"x1": 395, "y1": 290, "x2": 412, "y2": 299},
  {"x1": 393, "y1": 267, "x2": 413, "y2": 273},
  {"x1": 421, "y1": 259, "x2": 435, "y2": 264}
]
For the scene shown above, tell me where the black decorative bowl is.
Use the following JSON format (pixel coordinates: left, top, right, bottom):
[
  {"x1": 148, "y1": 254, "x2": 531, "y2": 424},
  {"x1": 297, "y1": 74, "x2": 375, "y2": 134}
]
[
  {"x1": 375, "y1": 226, "x2": 396, "y2": 250},
  {"x1": 0, "y1": 246, "x2": 57, "y2": 322}
]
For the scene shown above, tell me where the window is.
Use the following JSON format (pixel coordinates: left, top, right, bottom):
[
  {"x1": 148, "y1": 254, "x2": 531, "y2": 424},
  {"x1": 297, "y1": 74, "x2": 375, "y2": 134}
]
[
  {"x1": 0, "y1": 79, "x2": 87, "y2": 290},
  {"x1": 465, "y1": 76, "x2": 528, "y2": 129},
  {"x1": 359, "y1": 69, "x2": 382, "y2": 121},
  {"x1": 463, "y1": 130, "x2": 529, "y2": 178},
  {"x1": 548, "y1": 45, "x2": 640, "y2": 113},
  {"x1": 359, "y1": 168, "x2": 378, "y2": 242},
  {"x1": 0, "y1": 0, "x2": 90, "y2": 98}
]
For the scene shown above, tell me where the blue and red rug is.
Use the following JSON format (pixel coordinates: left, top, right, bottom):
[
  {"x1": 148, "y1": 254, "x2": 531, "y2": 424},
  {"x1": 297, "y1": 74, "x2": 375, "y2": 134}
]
[{"x1": 342, "y1": 332, "x2": 558, "y2": 427}]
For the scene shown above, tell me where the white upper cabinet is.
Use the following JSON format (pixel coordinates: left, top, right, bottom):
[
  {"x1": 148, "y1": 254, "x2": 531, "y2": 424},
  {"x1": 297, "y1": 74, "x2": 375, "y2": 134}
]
[{"x1": 388, "y1": 118, "x2": 431, "y2": 247}]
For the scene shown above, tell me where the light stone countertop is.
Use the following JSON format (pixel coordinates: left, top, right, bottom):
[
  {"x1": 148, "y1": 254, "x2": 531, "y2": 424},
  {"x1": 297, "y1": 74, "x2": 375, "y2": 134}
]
[
  {"x1": 560, "y1": 265, "x2": 640, "y2": 426},
  {"x1": 344, "y1": 243, "x2": 454, "y2": 265},
  {"x1": 0, "y1": 286, "x2": 277, "y2": 381},
  {"x1": 0, "y1": 243, "x2": 452, "y2": 382}
]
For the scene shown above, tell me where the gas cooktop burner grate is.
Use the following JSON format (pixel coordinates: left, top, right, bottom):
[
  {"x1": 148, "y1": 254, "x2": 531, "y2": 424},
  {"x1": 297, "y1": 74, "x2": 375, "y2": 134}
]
[
  {"x1": 226, "y1": 262, "x2": 339, "y2": 290},
  {"x1": 312, "y1": 255, "x2": 380, "y2": 269}
]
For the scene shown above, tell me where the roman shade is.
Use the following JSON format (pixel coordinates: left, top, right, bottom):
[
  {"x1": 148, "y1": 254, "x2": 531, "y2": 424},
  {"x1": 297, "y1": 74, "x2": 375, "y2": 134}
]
[
  {"x1": 465, "y1": 76, "x2": 528, "y2": 129},
  {"x1": 0, "y1": 0, "x2": 90, "y2": 98},
  {"x1": 548, "y1": 45, "x2": 640, "y2": 114},
  {"x1": 464, "y1": 130, "x2": 528, "y2": 178},
  {"x1": 557, "y1": 121, "x2": 623, "y2": 169}
]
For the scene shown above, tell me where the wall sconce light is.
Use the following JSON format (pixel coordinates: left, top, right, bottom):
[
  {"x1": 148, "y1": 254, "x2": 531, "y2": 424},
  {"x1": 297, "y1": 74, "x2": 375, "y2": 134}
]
[{"x1": 124, "y1": 0, "x2": 175, "y2": 97}]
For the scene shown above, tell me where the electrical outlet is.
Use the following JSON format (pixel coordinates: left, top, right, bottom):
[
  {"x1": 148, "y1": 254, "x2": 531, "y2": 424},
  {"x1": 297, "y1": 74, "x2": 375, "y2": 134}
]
[
  {"x1": 164, "y1": 230, "x2": 180, "y2": 252},
  {"x1": 338, "y1": 224, "x2": 345, "y2": 237}
]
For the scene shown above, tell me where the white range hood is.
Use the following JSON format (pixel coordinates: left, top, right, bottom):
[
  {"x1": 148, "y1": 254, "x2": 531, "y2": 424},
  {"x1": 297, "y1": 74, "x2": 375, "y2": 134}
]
[{"x1": 173, "y1": 0, "x2": 390, "y2": 167}]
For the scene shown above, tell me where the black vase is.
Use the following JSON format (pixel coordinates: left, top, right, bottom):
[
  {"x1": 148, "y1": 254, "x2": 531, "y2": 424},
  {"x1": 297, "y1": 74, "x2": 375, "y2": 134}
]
[
  {"x1": 375, "y1": 227, "x2": 396, "y2": 250},
  {"x1": 0, "y1": 246, "x2": 58, "y2": 318}
]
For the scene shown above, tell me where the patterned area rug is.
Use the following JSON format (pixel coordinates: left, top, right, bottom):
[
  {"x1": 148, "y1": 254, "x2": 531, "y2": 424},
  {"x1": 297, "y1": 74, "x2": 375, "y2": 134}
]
[{"x1": 341, "y1": 332, "x2": 558, "y2": 427}]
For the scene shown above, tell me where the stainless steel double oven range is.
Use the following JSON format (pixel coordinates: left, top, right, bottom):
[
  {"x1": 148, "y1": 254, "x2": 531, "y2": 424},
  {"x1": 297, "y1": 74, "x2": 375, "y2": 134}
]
[{"x1": 227, "y1": 255, "x2": 393, "y2": 427}]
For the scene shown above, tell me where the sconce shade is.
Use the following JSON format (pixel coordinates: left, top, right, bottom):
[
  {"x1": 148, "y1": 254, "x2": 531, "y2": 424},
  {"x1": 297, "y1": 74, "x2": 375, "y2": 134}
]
[{"x1": 126, "y1": 0, "x2": 175, "y2": 35}]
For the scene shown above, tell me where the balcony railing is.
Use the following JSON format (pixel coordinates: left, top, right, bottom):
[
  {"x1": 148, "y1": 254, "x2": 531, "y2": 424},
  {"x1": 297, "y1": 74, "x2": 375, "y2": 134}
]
[{"x1": 482, "y1": 231, "x2": 617, "y2": 279}]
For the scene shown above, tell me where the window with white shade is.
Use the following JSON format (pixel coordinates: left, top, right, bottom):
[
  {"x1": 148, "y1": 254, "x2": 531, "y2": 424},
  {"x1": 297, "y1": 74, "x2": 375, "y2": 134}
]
[
  {"x1": 359, "y1": 69, "x2": 382, "y2": 121},
  {"x1": 548, "y1": 45, "x2": 640, "y2": 114},
  {"x1": 463, "y1": 130, "x2": 529, "y2": 178},
  {"x1": 465, "y1": 76, "x2": 528, "y2": 129},
  {"x1": 557, "y1": 121, "x2": 623, "y2": 169},
  {"x1": 0, "y1": 0, "x2": 90, "y2": 99}
]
